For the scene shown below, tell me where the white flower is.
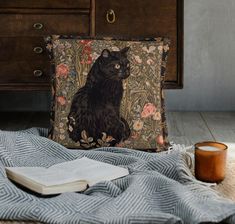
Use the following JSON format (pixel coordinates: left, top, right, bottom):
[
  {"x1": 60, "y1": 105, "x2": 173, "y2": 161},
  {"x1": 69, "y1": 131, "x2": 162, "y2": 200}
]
[
  {"x1": 164, "y1": 45, "x2": 170, "y2": 52},
  {"x1": 112, "y1": 46, "x2": 120, "y2": 51},
  {"x1": 142, "y1": 46, "x2": 156, "y2": 53},
  {"x1": 147, "y1": 58, "x2": 154, "y2": 65},
  {"x1": 153, "y1": 112, "x2": 161, "y2": 121},
  {"x1": 133, "y1": 120, "x2": 144, "y2": 131},
  {"x1": 134, "y1": 55, "x2": 142, "y2": 64}
]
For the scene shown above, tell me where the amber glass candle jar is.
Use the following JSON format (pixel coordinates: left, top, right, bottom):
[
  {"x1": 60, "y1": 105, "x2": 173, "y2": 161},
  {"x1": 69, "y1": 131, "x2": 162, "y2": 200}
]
[{"x1": 195, "y1": 141, "x2": 227, "y2": 183}]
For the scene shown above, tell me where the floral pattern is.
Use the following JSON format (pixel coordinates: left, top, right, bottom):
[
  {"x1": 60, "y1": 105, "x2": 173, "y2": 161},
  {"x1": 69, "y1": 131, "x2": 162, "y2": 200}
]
[
  {"x1": 141, "y1": 103, "x2": 157, "y2": 118},
  {"x1": 57, "y1": 96, "x2": 66, "y2": 106},
  {"x1": 46, "y1": 36, "x2": 170, "y2": 152},
  {"x1": 56, "y1": 63, "x2": 69, "y2": 78},
  {"x1": 133, "y1": 120, "x2": 144, "y2": 131}
]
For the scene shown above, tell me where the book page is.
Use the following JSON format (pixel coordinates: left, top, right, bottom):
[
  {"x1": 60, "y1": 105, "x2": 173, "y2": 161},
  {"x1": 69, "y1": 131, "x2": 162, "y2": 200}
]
[
  {"x1": 49, "y1": 157, "x2": 129, "y2": 186},
  {"x1": 6, "y1": 157, "x2": 129, "y2": 187},
  {"x1": 6, "y1": 166, "x2": 83, "y2": 186}
]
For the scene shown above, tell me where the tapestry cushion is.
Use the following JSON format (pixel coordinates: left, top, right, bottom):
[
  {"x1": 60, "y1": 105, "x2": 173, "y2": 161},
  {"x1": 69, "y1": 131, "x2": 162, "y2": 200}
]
[{"x1": 45, "y1": 36, "x2": 170, "y2": 152}]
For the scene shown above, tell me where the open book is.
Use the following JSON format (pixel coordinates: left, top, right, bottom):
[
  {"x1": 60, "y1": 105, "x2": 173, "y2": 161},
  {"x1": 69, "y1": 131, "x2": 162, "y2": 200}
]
[{"x1": 5, "y1": 157, "x2": 129, "y2": 195}]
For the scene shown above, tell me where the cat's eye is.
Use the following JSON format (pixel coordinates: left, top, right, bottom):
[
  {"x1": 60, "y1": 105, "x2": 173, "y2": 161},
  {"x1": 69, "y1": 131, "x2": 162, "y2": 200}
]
[{"x1": 115, "y1": 64, "x2": 120, "y2": 69}]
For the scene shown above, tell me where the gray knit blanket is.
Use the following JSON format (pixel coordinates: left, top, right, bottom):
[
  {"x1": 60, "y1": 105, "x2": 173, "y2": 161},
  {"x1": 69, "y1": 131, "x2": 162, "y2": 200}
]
[{"x1": 0, "y1": 128, "x2": 235, "y2": 224}]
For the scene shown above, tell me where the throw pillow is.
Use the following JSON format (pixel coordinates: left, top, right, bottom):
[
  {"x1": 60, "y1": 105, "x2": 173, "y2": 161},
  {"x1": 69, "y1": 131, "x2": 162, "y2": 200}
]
[{"x1": 45, "y1": 36, "x2": 170, "y2": 152}]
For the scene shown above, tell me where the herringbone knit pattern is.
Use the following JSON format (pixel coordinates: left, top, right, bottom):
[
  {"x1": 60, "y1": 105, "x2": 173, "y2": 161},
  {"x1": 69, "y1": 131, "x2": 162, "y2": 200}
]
[{"x1": 0, "y1": 128, "x2": 235, "y2": 224}]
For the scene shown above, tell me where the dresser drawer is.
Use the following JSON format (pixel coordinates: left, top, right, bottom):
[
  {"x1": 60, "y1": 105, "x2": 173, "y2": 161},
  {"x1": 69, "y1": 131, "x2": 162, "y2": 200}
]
[
  {"x1": 96, "y1": 0, "x2": 177, "y2": 37},
  {"x1": 0, "y1": 0, "x2": 90, "y2": 9},
  {"x1": 95, "y1": 0, "x2": 179, "y2": 86},
  {"x1": 0, "y1": 37, "x2": 50, "y2": 61},
  {"x1": 0, "y1": 14, "x2": 89, "y2": 36},
  {"x1": 0, "y1": 61, "x2": 50, "y2": 84}
]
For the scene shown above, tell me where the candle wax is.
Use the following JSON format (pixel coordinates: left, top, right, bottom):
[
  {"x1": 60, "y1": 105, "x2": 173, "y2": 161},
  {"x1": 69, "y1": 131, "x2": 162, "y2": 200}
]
[{"x1": 198, "y1": 146, "x2": 222, "y2": 151}]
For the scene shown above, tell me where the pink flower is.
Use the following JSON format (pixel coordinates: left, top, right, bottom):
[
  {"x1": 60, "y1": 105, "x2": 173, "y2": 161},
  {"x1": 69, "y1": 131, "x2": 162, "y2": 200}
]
[
  {"x1": 81, "y1": 55, "x2": 92, "y2": 64},
  {"x1": 81, "y1": 43, "x2": 92, "y2": 64},
  {"x1": 141, "y1": 103, "x2": 157, "y2": 118},
  {"x1": 80, "y1": 40, "x2": 92, "y2": 45},
  {"x1": 156, "y1": 135, "x2": 164, "y2": 145},
  {"x1": 57, "y1": 96, "x2": 66, "y2": 106},
  {"x1": 56, "y1": 63, "x2": 69, "y2": 78},
  {"x1": 83, "y1": 45, "x2": 91, "y2": 54}
]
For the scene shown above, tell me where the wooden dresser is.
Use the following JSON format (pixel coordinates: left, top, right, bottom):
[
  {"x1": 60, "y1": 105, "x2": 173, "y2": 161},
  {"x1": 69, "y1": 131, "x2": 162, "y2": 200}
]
[{"x1": 0, "y1": 0, "x2": 183, "y2": 90}]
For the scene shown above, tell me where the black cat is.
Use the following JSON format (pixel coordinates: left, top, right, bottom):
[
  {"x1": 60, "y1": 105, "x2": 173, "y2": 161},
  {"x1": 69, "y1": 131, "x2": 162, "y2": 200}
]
[{"x1": 67, "y1": 47, "x2": 131, "y2": 147}]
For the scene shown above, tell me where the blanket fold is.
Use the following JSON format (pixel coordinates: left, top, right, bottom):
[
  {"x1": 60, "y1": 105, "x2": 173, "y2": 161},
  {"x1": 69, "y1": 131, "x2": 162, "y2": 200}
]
[{"x1": 0, "y1": 128, "x2": 235, "y2": 224}]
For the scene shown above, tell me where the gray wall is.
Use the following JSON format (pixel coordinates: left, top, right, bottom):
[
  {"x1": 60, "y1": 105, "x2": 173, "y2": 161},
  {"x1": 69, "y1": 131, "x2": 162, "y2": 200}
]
[
  {"x1": 166, "y1": 0, "x2": 235, "y2": 111},
  {"x1": 0, "y1": 0, "x2": 235, "y2": 112}
]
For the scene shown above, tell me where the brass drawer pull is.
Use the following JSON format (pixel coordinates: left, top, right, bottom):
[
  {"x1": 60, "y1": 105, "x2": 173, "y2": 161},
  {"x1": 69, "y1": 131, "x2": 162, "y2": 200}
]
[
  {"x1": 33, "y1": 23, "x2": 44, "y2": 30},
  {"x1": 106, "y1": 9, "x2": 116, "y2": 24},
  {"x1": 33, "y1": 47, "x2": 43, "y2": 54},
  {"x1": 33, "y1": 70, "x2": 43, "y2": 77}
]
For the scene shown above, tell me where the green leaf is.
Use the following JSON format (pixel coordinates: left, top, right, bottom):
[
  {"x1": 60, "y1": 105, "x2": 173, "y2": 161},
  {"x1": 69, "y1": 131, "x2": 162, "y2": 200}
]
[
  {"x1": 97, "y1": 139, "x2": 104, "y2": 145},
  {"x1": 81, "y1": 143, "x2": 90, "y2": 149},
  {"x1": 74, "y1": 141, "x2": 81, "y2": 147},
  {"x1": 88, "y1": 137, "x2": 94, "y2": 143}
]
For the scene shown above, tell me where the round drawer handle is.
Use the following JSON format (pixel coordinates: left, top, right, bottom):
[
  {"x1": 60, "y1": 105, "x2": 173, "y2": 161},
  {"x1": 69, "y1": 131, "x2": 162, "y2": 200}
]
[
  {"x1": 33, "y1": 47, "x2": 43, "y2": 54},
  {"x1": 106, "y1": 9, "x2": 116, "y2": 24},
  {"x1": 33, "y1": 70, "x2": 43, "y2": 77},
  {"x1": 33, "y1": 23, "x2": 44, "y2": 30}
]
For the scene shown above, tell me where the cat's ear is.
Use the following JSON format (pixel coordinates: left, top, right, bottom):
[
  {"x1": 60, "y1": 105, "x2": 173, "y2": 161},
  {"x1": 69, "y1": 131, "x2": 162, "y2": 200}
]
[
  {"x1": 101, "y1": 49, "x2": 110, "y2": 58},
  {"x1": 121, "y1": 47, "x2": 130, "y2": 56}
]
